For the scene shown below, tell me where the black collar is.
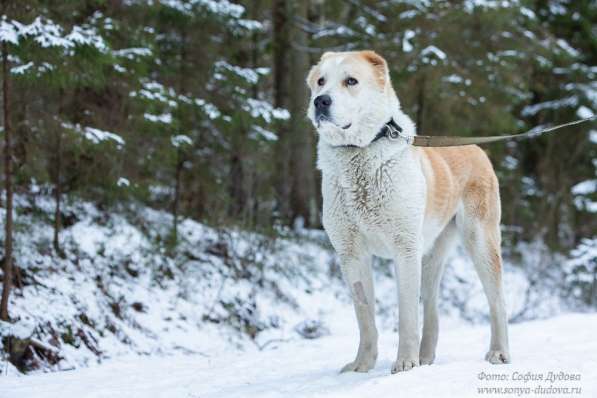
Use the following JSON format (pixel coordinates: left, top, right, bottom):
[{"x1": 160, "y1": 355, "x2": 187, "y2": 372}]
[{"x1": 336, "y1": 118, "x2": 403, "y2": 148}]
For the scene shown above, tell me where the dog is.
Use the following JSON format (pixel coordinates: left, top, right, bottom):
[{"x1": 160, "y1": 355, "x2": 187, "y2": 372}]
[{"x1": 306, "y1": 50, "x2": 510, "y2": 374}]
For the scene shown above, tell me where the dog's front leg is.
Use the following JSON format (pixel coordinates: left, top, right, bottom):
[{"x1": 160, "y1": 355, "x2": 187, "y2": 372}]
[
  {"x1": 392, "y1": 243, "x2": 422, "y2": 373},
  {"x1": 339, "y1": 254, "x2": 378, "y2": 373}
]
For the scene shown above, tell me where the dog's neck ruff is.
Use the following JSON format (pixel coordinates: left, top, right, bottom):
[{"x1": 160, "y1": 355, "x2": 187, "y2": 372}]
[{"x1": 334, "y1": 118, "x2": 407, "y2": 149}]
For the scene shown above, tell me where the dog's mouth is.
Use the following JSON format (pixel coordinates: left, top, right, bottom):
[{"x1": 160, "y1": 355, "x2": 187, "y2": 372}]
[{"x1": 316, "y1": 115, "x2": 352, "y2": 130}]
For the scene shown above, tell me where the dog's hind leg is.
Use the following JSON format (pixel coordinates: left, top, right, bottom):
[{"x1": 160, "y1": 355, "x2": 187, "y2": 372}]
[
  {"x1": 419, "y1": 221, "x2": 458, "y2": 365},
  {"x1": 457, "y1": 181, "x2": 511, "y2": 364},
  {"x1": 339, "y1": 253, "x2": 378, "y2": 373}
]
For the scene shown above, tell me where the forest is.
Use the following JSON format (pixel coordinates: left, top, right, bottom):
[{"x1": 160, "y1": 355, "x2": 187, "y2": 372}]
[{"x1": 0, "y1": 0, "x2": 596, "y2": 395}]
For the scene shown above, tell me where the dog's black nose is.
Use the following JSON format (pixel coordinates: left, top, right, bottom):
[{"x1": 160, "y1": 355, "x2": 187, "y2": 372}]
[{"x1": 314, "y1": 95, "x2": 332, "y2": 110}]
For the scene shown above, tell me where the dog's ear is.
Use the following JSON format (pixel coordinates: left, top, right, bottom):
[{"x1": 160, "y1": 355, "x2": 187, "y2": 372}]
[
  {"x1": 306, "y1": 64, "x2": 318, "y2": 88},
  {"x1": 361, "y1": 50, "x2": 389, "y2": 88}
]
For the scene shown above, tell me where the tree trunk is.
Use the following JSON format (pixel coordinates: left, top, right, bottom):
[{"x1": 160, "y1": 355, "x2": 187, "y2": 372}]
[
  {"x1": 289, "y1": 0, "x2": 318, "y2": 228},
  {"x1": 172, "y1": 149, "x2": 183, "y2": 243},
  {"x1": 52, "y1": 89, "x2": 65, "y2": 256},
  {"x1": 416, "y1": 73, "x2": 426, "y2": 133},
  {"x1": 250, "y1": 0, "x2": 261, "y2": 99},
  {"x1": 1, "y1": 40, "x2": 14, "y2": 321},
  {"x1": 228, "y1": 151, "x2": 246, "y2": 220},
  {"x1": 53, "y1": 128, "x2": 63, "y2": 255},
  {"x1": 171, "y1": 27, "x2": 187, "y2": 244},
  {"x1": 272, "y1": 0, "x2": 291, "y2": 224}
]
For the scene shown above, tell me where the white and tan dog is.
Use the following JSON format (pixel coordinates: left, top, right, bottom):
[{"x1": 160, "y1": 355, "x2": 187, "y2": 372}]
[{"x1": 306, "y1": 51, "x2": 510, "y2": 374}]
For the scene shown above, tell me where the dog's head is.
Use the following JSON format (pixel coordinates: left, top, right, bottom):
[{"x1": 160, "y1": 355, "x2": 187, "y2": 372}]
[{"x1": 306, "y1": 51, "x2": 403, "y2": 148}]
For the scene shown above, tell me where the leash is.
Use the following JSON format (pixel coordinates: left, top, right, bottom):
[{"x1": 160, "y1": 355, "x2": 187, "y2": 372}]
[{"x1": 384, "y1": 115, "x2": 597, "y2": 147}]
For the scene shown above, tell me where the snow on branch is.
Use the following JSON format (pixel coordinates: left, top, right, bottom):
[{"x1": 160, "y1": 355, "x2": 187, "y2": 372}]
[
  {"x1": 112, "y1": 47, "x2": 152, "y2": 60},
  {"x1": 250, "y1": 125, "x2": 277, "y2": 142},
  {"x1": 10, "y1": 61, "x2": 54, "y2": 76},
  {"x1": 214, "y1": 61, "x2": 269, "y2": 85},
  {"x1": 131, "y1": 80, "x2": 222, "y2": 120},
  {"x1": 130, "y1": 81, "x2": 178, "y2": 107},
  {"x1": 144, "y1": 112, "x2": 173, "y2": 124},
  {"x1": 0, "y1": 16, "x2": 107, "y2": 52},
  {"x1": 420, "y1": 45, "x2": 447, "y2": 65},
  {"x1": 0, "y1": 17, "x2": 19, "y2": 44},
  {"x1": 63, "y1": 122, "x2": 125, "y2": 148},
  {"x1": 171, "y1": 134, "x2": 193, "y2": 147},
  {"x1": 243, "y1": 99, "x2": 290, "y2": 123},
  {"x1": 464, "y1": 0, "x2": 521, "y2": 13},
  {"x1": 124, "y1": 0, "x2": 262, "y2": 31},
  {"x1": 521, "y1": 96, "x2": 578, "y2": 117}
]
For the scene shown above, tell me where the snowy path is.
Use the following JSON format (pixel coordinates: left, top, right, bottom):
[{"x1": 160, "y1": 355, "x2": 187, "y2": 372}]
[{"x1": 3, "y1": 313, "x2": 597, "y2": 398}]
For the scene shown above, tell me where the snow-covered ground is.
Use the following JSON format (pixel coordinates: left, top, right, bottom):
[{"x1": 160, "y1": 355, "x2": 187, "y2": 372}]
[
  {"x1": 3, "y1": 313, "x2": 596, "y2": 398},
  {"x1": 1, "y1": 192, "x2": 595, "y2": 398}
]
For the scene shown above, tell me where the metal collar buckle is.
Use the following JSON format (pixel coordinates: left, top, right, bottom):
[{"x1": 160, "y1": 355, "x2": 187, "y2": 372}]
[
  {"x1": 386, "y1": 122, "x2": 414, "y2": 145},
  {"x1": 386, "y1": 123, "x2": 401, "y2": 140}
]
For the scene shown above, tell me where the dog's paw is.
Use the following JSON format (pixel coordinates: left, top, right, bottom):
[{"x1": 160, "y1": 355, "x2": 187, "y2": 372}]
[
  {"x1": 340, "y1": 358, "x2": 375, "y2": 373},
  {"x1": 419, "y1": 354, "x2": 435, "y2": 366},
  {"x1": 485, "y1": 350, "x2": 511, "y2": 364},
  {"x1": 391, "y1": 357, "x2": 419, "y2": 373}
]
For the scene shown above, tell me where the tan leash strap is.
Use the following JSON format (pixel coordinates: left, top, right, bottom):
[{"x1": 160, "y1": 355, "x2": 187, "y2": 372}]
[{"x1": 405, "y1": 115, "x2": 597, "y2": 147}]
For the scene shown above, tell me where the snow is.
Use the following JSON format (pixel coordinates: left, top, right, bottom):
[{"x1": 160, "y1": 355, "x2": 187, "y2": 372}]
[
  {"x1": 65, "y1": 25, "x2": 108, "y2": 52},
  {"x1": 420, "y1": 45, "x2": 447, "y2": 65},
  {"x1": 521, "y1": 97, "x2": 578, "y2": 117},
  {"x1": 113, "y1": 47, "x2": 153, "y2": 59},
  {"x1": 144, "y1": 112, "x2": 173, "y2": 124},
  {"x1": 402, "y1": 30, "x2": 415, "y2": 53},
  {"x1": 519, "y1": 7, "x2": 536, "y2": 19},
  {"x1": 158, "y1": 0, "x2": 245, "y2": 18},
  {"x1": 131, "y1": 81, "x2": 178, "y2": 107},
  {"x1": 117, "y1": 177, "x2": 130, "y2": 187},
  {"x1": 243, "y1": 98, "x2": 290, "y2": 123},
  {"x1": 549, "y1": 1, "x2": 568, "y2": 16},
  {"x1": 10, "y1": 61, "x2": 34, "y2": 75},
  {"x1": 464, "y1": 0, "x2": 520, "y2": 13},
  {"x1": 215, "y1": 61, "x2": 267, "y2": 85},
  {"x1": 83, "y1": 127, "x2": 125, "y2": 147},
  {"x1": 0, "y1": 190, "x2": 594, "y2": 393},
  {"x1": 565, "y1": 239, "x2": 597, "y2": 290},
  {"x1": 250, "y1": 125, "x2": 278, "y2": 142},
  {"x1": 4, "y1": 16, "x2": 107, "y2": 52},
  {"x1": 572, "y1": 180, "x2": 597, "y2": 213},
  {"x1": 577, "y1": 105, "x2": 594, "y2": 119},
  {"x1": 556, "y1": 39, "x2": 580, "y2": 58},
  {"x1": 572, "y1": 180, "x2": 596, "y2": 196},
  {"x1": 130, "y1": 81, "x2": 222, "y2": 120},
  {"x1": 196, "y1": 99, "x2": 221, "y2": 119},
  {"x1": 3, "y1": 313, "x2": 596, "y2": 398},
  {"x1": 61, "y1": 123, "x2": 125, "y2": 148},
  {"x1": 0, "y1": 17, "x2": 19, "y2": 44},
  {"x1": 313, "y1": 25, "x2": 356, "y2": 40},
  {"x1": 171, "y1": 134, "x2": 193, "y2": 147}
]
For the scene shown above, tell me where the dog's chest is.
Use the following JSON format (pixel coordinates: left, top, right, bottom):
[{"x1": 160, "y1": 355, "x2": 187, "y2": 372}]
[
  {"x1": 327, "y1": 151, "x2": 421, "y2": 230},
  {"x1": 338, "y1": 159, "x2": 397, "y2": 222}
]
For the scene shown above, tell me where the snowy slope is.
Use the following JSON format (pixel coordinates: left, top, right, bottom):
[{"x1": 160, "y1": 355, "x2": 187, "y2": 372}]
[
  {"x1": 3, "y1": 313, "x2": 596, "y2": 398},
  {"x1": 0, "y1": 190, "x2": 591, "y2": 393},
  {"x1": 0, "y1": 192, "x2": 536, "y2": 374}
]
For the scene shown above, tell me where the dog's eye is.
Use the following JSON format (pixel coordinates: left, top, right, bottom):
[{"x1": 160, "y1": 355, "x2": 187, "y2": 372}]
[
  {"x1": 345, "y1": 77, "x2": 358, "y2": 86},
  {"x1": 317, "y1": 77, "x2": 325, "y2": 86}
]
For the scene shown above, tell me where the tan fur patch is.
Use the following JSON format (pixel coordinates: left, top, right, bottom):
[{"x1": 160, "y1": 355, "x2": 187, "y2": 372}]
[
  {"x1": 420, "y1": 145, "x2": 499, "y2": 226},
  {"x1": 359, "y1": 51, "x2": 387, "y2": 88}
]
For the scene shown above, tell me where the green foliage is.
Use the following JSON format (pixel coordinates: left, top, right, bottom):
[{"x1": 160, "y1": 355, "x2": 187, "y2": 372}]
[{"x1": 1, "y1": 0, "x2": 595, "y2": 251}]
